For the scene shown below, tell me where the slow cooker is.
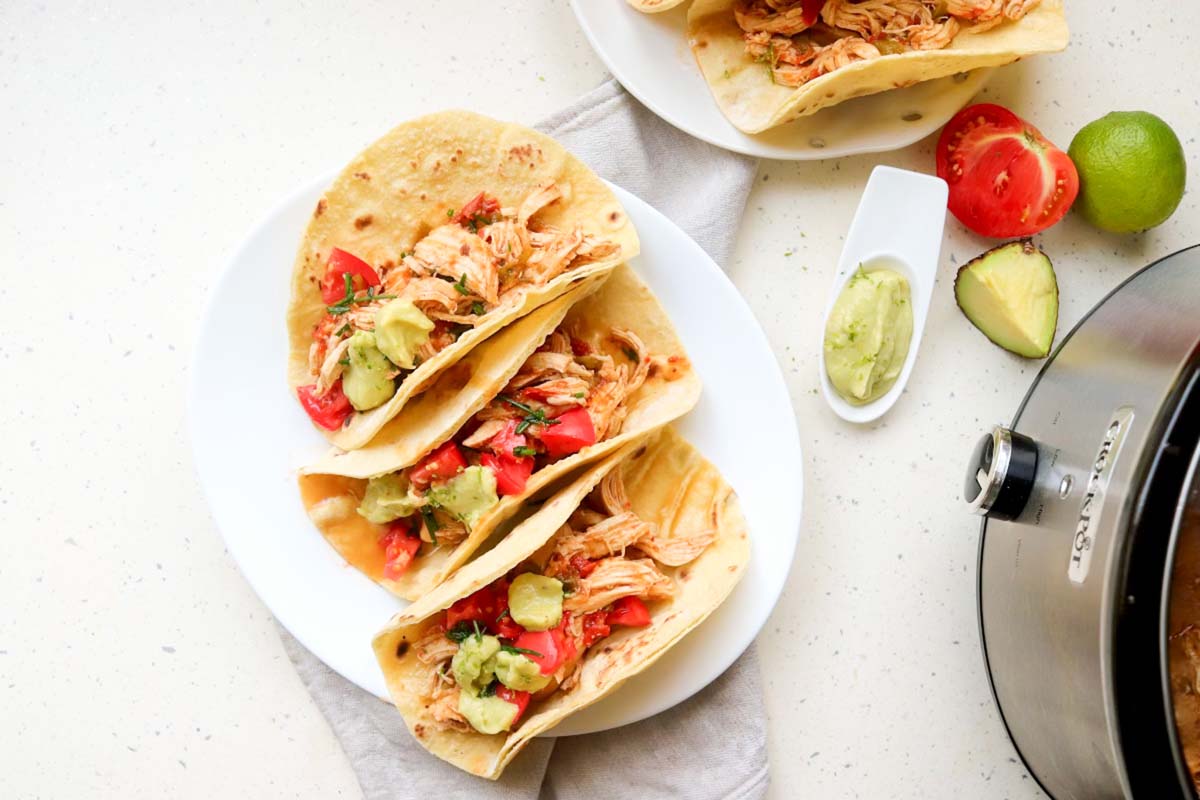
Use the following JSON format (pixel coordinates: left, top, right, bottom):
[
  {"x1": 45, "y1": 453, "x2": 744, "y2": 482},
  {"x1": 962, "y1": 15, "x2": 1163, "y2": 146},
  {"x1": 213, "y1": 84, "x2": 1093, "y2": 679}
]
[{"x1": 965, "y1": 244, "x2": 1200, "y2": 799}]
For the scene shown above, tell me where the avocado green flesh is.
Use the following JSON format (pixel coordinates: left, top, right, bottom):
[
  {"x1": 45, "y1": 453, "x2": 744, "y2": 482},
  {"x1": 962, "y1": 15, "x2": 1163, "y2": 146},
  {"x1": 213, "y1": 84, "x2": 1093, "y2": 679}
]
[
  {"x1": 823, "y1": 267, "x2": 913, "y2": 405},
  {"x1": 954, "y1": 241, "x2": 1058, "y2": 359}
]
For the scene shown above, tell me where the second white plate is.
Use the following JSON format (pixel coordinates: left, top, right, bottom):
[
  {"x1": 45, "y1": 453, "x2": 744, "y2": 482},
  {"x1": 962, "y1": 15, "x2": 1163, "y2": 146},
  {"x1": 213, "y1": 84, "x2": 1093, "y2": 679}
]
[
  {"x1": 190, "y1": 177, "x2": 803, "y2": 736},
  {"x1": 571, "y1": 0, "x2": 990, "y2": 160}
]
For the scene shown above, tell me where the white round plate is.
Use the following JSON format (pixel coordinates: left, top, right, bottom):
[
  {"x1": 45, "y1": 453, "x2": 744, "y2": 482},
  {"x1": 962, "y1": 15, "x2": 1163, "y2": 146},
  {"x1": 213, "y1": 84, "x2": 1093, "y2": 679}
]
[
  {"x1": 189, "y1": 176, "x2": 803, "y2": 736},
  {"x1": 571, "y1": 0, "x2": 991, "y2": 160}
]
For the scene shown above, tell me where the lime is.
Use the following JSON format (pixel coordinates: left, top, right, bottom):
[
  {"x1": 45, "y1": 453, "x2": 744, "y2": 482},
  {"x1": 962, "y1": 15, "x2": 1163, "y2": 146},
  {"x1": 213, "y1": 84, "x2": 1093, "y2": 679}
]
[{"x1": 1068, "y1": 111, "x2": 1186, "y2": 233}]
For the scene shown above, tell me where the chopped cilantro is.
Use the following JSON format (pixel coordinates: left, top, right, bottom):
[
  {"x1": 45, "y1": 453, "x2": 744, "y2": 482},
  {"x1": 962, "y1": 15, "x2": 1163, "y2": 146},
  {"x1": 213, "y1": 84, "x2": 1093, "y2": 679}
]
[
  {"x1": 480, "y1": 681, "x2": 497, "y2": 698},
  {"x1": 471, "y1": 301, "x2": 486, "y2": 315},
  {"x1": 500, "y1": 395, "x2": 562, "y2": 435},
  {"x1": 500, "y1": 644, "x2": 543, "y2": 658},
  {"x1": 621, "y1": 346, "x2": 639, "y2": 363},
  {"x1": 445, "y1": 621, "x2": 475, "y2": 643},
  {"x1": 513, "y1": 446, "x2": 537, "y2": 458},
  {"x1": 420, "y1": 506, "x2": 439, "y2": 546},
  {"x1": 453, "y1": 274, "x2": 470, "y2": 295}
]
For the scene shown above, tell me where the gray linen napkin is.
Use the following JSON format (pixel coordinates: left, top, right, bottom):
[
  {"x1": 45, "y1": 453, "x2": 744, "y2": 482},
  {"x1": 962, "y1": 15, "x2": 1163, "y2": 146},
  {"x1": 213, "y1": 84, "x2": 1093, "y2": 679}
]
[{"x1": 280, "y1": 79, "x2": 765, "y2": 800}]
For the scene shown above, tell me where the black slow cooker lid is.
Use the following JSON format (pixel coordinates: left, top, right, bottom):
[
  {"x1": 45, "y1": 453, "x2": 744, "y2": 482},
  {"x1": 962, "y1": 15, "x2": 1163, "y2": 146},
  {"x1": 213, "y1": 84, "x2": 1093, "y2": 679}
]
[{"x1": 1112, "y1": 351, "x2": 1200, "y2": 798}]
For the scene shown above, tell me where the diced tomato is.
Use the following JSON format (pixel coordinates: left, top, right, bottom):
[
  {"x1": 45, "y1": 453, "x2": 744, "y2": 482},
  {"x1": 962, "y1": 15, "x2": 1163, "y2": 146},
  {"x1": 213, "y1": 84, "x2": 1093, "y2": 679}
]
[
  {"x1": 487, "y1": 420, "x2": 528, "y2": 457},
  {"x1": 495, "y1": 611, "x2": 526, "y2": 640},
  {"x1": 319, "y1": 247, "x2": 380, "y2": 304},
  {"x1": 607, "y1": 596, "x2": 651, "y2": 628},
  {"x1": 379, "y1": 524, "x2": 421, "y2": 580},
  {"x1": 569, "y1": 555, "x2": 597, "y2": 578},
  {"x1": 536, "y1": 407, "x2": 596, "y2": 459},
  {"x1": 513, "y1": 615, "x2": 576, "y2": 676},
  {"x1": 480, "y1": 452, "x2": 534, "y2": 496},
  {"x1": 444, "y1": 582, "x2": 506, "y2": 631},
  {"x1": 797, "y1": 0, "x2": 823, "y2": 27},
  {"x1": 409, "y1": 442, "x2": 467, "y2": 488},
  {"x1": 495, "y1": 686, "x2": 531, "y2": 723},
  {"x1": 569, "y1": 337, "x2": 592, "y2": 357},
  {"x1": 580, "y1": 611, "x2": 611, "y2": 650},
  {"x1": 452, "y1": 192, "x2": 501, "y2": 227},
  {"x1": 297, "y1": 381, "x2": 353, "y2": 431}
]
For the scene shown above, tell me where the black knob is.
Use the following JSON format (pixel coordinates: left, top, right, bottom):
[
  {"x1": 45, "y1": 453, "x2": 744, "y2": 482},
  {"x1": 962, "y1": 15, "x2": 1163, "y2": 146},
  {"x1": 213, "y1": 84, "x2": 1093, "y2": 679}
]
[{"x1": 964, "y1": 426, "x2": 1039, "y2": 521}]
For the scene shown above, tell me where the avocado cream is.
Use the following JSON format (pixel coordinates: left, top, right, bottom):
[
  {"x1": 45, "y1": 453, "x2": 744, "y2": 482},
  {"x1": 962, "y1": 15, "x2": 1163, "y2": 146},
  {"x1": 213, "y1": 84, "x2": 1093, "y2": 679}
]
[{"x1": 823, "y1": 265, "x2": 913, "y2": 405}]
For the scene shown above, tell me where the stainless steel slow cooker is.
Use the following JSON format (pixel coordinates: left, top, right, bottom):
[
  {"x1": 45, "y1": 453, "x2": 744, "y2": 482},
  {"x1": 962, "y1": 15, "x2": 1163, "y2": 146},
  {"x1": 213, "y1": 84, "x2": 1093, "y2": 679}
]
[{"x1": 966, "y1": 244, "x2": 1200, "y2": 799}]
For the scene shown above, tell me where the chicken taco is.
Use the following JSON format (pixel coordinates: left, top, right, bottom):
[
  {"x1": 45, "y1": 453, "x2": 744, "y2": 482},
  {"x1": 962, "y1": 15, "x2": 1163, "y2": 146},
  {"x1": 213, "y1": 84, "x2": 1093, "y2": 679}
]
[
  {"x1": 298, "y1": 264, "x2": 700, "y2": 600},
  {"x1": 686, "y1": 0, "x2": 1068, "y2": 133},
  {"x1": 287, "y1": 111, "x2": 639, "y2": 450},
  {"x1": 371, "y1": 427, "x2": 749, "y2": 778}
]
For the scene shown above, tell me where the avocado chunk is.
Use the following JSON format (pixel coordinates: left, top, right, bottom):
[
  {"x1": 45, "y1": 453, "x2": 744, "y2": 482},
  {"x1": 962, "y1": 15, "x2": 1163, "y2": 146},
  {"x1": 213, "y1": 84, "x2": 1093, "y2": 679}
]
[
  {"x1": 374, "y1": 299, "x2": 434, "y2": 370},
  {"x1": 357, "y1": 473, "x2": 419, "y2": 524},
  {"x1": 457, "y1": 689, "x2": 519, "y2": 735},
  {"x1": 954, "y1": 240, "x2": 1058, "y2": 359},
  {"x1": 451, "y1": 634, "x2": 501, "y2": 695},
  {"x1": 492, "y1": 650, "x2": 551, "y2": 692},
  {"x1": 427, "y1": 466, "x2": 499, "y2": 529},
  {"x1": 343, "y1": 330, "x2": 396, "y2": 411},
  {"x1": 507, "y1": 573, "x2": 564, "y2": 632}
]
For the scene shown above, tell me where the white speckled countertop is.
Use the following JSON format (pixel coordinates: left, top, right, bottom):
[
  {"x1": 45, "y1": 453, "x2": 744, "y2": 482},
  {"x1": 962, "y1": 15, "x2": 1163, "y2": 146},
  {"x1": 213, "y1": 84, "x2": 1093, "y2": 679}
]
[{"x1": 2, "y1": 1, "x2": 1197, "y2": 797}]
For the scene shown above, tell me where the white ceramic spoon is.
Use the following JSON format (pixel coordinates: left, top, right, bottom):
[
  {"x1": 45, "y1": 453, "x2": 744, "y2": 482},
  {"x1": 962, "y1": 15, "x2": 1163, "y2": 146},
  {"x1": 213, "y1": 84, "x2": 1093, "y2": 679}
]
[{"x1": 819, "y1": 165, "x2": 948, "y2": 423}]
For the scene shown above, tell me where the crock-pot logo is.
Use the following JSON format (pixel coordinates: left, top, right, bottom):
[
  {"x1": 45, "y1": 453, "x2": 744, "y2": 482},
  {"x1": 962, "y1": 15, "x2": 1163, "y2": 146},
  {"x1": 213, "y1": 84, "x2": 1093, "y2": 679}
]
[{"x1": 1068, "y1": 408, "x2": 1133, "y2": 585}]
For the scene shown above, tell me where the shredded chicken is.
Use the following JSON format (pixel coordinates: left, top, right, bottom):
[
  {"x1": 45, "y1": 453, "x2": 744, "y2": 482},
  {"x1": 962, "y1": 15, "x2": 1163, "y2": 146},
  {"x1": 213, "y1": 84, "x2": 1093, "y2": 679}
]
[
  {"x1": 908, "y1": 14, "x2": 959, "y2": 48},
  {"x1": 563, "y1": 557, "x2": 675, "y2": 616},
  {"x1": 734, "y1": 0, "x2": 820, "y2": 36},
  {"x1": 477, "y1": 219, "x2": 528, "y2": 267},
  {"x1": 414, "y1": 625, "x2": 458, "y2": 666},
  {"x1": 553, "y1": 512, "x2": 656, "y2": 562},
  {"x1": 737, "y1": 0, "x2": 1037, "y2": 85},
  {"x1": 598, "y1": 469, "x2": 631, "y2": 516},
  {"x1": 820, "y1": 0, "x2": 933, "y2": 39},
  {"x1": 525, "y1": 227, "x2": 585, "y2": 286},
  {"x1": 461, "y1": 418, "x2": 510, "y2": 449},
  {"x1": 314, "y1": 336, "x2": 351, "y2": 395},
  {"x1": 517, "y1": 183, "x2": 563, "y2": 227},
  {"x1": 410, "y1": 224, "x2": 499, "y2": 305},
  {"x1": 428, "y1": 679, "x2": 469, "y2": 732}
]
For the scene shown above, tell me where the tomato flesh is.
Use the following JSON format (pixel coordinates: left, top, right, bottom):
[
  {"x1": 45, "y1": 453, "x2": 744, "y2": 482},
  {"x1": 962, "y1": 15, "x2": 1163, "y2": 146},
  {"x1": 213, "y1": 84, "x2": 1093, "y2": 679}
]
[
  {"x1": 495, "y1": 686, "x2": 531, "y2": 723},
  {"x1": 580, "y1": 611, "x2": 611, "y2": 650},
  {"x1": 936, "y1": 103, "x2": 1078, "y2": 238},
  {"x1": 536, "y1": 407, "x2": 596, "y2": 459},
  {"x1": 513, "y1": 615, "x2": 576, "y2": 676},
  {"x1": 297, "y1": 381, "x2": 353, "y2": 430},
  {"x1": 319, "y1": 248, "x2": 380, "y2": 304},
  {"x1": 445, "y1": 582, "x2": 506, "y2": 631},
  {"x1": 379, "y1": 525, "x2": 420, "y2": 580},
  {"x1": 480, "y1": 452, "x2": 534, "y2": 496},
  {"x1": 452, "y1": 192, "x2": 501, "y2": 227},
  {"x1": 606, "y1": 596, "x2": 651, "y2": 628},
  {"x1": 409, "y1": 442, "x2": 467, "y2": 487}
]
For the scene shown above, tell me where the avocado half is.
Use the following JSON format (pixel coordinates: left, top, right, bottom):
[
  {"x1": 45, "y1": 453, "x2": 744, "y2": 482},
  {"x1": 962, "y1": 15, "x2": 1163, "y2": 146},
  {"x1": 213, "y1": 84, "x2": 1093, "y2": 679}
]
[{"x1": 954, "y1": 240, "x2": 1059, "y2": 359}]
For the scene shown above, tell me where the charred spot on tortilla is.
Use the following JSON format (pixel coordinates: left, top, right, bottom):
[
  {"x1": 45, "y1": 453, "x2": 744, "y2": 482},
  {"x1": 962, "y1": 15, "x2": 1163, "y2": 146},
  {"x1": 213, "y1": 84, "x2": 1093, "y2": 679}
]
[
  {"x1": 354, "y1": 214, "x2": 373, "y2": 230},
  {"x1": 396, "y1": 641, "x2": 409, "y2": 658},
  {"x1": 314, "y1": 198, "x2": 327, "y2": 217},
  {"x1": 353, "y1": 171, "x2": 371, "y2": 181}
]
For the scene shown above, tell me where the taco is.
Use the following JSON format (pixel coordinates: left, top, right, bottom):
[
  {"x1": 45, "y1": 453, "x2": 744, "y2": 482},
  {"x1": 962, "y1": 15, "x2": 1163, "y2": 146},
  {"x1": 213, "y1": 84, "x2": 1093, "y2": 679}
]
[
  {"x1": 687, "y1": 0, "x2": 1068, "y2": 133},
  {"x1": 287, "y1": 110, "x2": 639, "y2": 450},
  {"x1": 298, "y1": 264, "x2": 700, "y2": 600},
  {"x1": 371, "y1": 427, "x2": 749, "y2": 778}
]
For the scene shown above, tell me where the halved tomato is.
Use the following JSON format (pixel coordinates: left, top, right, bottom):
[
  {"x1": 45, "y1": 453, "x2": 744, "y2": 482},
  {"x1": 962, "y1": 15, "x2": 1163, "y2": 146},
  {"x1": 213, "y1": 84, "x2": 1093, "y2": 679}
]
[{"x1": 936, "y1": 103, "x2": 1079, "y2": 238}]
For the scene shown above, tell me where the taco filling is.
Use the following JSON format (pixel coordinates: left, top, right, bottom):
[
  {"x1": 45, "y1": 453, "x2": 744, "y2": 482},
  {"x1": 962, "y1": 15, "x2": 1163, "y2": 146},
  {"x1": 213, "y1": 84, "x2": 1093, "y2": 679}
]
[
  {"x1": 295, "y1": 186, "x2": 620, "y2": 431},
  {"x1": 410, "y1": 468, "x2": 716, "y2": 735},
  {"x1": 736, "y1": 0, "x2": 1042, "y2": 87},
  {"x1": 355, "y1": 325, "x2": 686, "y2": 580}
]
